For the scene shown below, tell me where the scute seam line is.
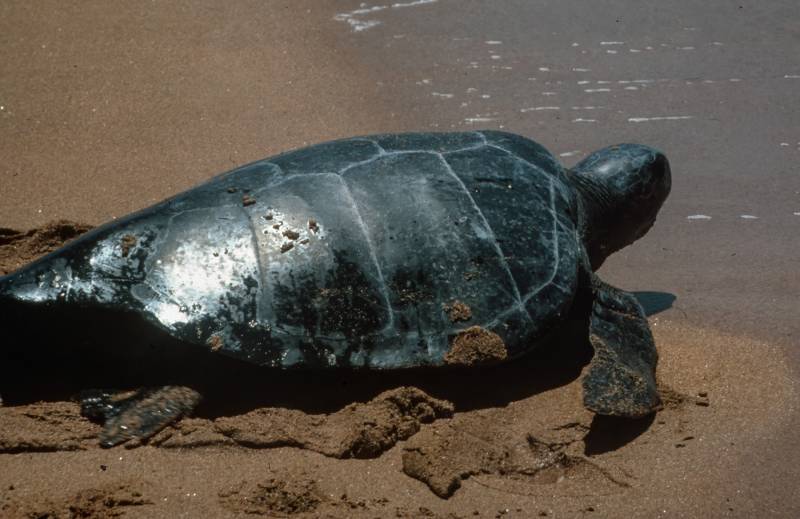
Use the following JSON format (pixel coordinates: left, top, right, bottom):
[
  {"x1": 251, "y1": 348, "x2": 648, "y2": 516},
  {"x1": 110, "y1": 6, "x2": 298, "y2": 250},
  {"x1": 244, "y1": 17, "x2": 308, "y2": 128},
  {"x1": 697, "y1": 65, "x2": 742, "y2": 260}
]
[
  {"x1": 333, "y1": 174, "x2": 396, "y2": 333},
  {"x1": 481, "y1": 178, "x2": 561, "y2": 329},
  {"x1": 239, "y1": 203, "x2": 266, "y2": 323},
  {"x1": 484, "y1": 143, "x2": 555, "y2": 182},
  {"x1": 435, "y1": 152, "x2": 525, "y2": 311}
]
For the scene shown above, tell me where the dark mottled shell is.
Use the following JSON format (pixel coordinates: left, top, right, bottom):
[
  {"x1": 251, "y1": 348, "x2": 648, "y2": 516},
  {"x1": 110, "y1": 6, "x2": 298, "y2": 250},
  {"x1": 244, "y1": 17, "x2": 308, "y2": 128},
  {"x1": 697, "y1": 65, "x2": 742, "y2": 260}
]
[{"x1": 0, "y1": 131, "x2": 582, "y2": 368}]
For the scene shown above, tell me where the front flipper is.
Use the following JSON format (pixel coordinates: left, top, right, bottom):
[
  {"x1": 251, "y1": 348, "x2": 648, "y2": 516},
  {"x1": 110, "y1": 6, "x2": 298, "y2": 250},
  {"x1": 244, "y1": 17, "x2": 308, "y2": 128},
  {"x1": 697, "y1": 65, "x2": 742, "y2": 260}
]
[
  {"x1": 80, "y1": 386, "x2": 201, "y2": 448},
  {"x1": 583, "y1": 278, "x2": 660, "y2": 418}
]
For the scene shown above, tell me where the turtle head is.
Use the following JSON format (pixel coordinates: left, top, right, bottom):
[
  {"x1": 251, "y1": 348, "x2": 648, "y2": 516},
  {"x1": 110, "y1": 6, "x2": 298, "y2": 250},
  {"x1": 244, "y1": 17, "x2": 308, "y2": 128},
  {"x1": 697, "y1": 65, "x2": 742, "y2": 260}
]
[{"x1": 570, "y1": 144, "x2": 671, "y2": 269}]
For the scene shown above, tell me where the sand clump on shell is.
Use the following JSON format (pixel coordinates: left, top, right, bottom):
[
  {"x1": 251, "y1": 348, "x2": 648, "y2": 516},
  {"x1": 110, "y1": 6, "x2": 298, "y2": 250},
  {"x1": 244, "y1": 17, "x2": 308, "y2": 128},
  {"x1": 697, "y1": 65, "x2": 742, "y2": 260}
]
[
  {"x1": 444, "y1": 326, "x2": 508, "y2": 366},
  {"x1": 443, "y1": 300, "x2": 473, "y2": 322}
]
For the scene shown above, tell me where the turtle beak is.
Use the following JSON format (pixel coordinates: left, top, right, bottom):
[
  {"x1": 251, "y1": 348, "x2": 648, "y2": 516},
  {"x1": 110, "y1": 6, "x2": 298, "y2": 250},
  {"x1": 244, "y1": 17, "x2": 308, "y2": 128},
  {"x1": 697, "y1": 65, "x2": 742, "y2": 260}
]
[
  {"x1": 643, "y1": 150, "x2": 671, "y2": 203},
  {"x1": 628, "y1": 149, "x2": 670, "y2": 242},
  {"x1": 633, "y1": 218, "x2": 655, "y2": 241}
]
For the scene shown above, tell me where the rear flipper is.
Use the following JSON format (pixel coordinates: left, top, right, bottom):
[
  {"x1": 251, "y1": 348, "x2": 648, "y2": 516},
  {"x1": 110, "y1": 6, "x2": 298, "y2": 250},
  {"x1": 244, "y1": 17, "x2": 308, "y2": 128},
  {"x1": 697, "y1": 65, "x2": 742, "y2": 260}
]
[
  {"x1": 582, "y1": 278, "x2": 660, "y2": 418},
  {"x1": 80, "y1": 386, "x2": 201, "y2": 448}
]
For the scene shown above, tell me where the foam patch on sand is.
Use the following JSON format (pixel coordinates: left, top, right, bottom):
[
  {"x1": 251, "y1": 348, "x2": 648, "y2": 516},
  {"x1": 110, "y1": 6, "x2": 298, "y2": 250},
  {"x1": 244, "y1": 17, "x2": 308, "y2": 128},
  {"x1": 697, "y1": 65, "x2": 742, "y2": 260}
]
[{"x1": 334, "y1": 0, "x2": 438, "y2": 32}]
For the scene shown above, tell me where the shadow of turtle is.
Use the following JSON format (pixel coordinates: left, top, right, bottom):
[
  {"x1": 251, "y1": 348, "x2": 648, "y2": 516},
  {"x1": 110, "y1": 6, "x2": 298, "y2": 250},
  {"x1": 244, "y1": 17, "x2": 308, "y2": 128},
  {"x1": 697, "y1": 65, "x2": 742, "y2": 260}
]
[
  {"x1": 1, "y1": 297, "x2": 659, "y2": 455},
  {"x1": 633, "y1": 291, "x2": 676, "y2": 316},
  {"x1": 583, "y1": 414, "x2": 656, "y2": 455},
  {"x1": 1, "y1": 299, "x2": 591, "y2": 414}
]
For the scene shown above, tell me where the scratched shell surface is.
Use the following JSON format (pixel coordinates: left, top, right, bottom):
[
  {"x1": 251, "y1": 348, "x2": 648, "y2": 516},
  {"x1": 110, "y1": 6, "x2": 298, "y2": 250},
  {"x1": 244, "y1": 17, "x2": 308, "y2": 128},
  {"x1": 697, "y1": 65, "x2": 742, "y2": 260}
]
[{"x1": 0, "y1": 131, "x2": 582, "y2": 368}]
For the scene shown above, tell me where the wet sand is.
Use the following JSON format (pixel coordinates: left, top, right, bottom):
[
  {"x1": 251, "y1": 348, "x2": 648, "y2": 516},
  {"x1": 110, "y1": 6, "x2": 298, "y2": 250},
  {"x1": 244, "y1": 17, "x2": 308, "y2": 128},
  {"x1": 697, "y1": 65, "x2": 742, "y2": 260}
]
[{"x1": 2, "y1": 1, "x2": 799, "y2": 517}]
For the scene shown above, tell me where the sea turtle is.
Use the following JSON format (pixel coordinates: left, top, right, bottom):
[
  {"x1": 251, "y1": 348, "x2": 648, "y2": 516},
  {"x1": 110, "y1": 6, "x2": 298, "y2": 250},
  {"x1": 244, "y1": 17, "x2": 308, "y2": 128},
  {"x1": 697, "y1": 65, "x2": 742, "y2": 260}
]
[{"x1": 0, "y1": 131, "x2": 670, "y2": 447}]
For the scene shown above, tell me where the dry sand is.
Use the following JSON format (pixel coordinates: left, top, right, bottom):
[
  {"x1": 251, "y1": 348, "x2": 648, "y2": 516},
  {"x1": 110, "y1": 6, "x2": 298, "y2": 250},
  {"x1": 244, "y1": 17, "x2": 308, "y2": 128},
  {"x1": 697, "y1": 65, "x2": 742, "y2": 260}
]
[{"x1": 2, "y1": 0, "x2": 799, "y2": 517}]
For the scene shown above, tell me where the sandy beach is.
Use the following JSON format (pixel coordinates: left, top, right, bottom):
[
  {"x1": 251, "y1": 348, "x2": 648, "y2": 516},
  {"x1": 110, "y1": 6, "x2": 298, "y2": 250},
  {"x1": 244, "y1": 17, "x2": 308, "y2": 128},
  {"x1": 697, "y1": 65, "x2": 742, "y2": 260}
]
[{"x1": 2, "y1": 1, "x2": 799, "y2": 517}]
